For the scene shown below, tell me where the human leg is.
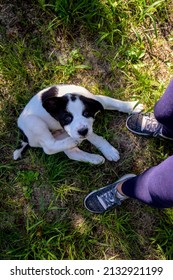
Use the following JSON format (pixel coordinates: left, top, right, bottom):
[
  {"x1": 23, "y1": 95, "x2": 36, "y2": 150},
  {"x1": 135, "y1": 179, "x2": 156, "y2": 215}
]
[
  {"x1": 154, "y1": 79, "x2": 173, "y2": 137},
  {"x1": 122, "y1": 155, "x2": 173, "y2": 208},
  {"x1": 84, "y1": 156, "x2": 173, "y2": 213},
  {"x1": 126, "y1": 80, "x2": 173, "y2": 139}
]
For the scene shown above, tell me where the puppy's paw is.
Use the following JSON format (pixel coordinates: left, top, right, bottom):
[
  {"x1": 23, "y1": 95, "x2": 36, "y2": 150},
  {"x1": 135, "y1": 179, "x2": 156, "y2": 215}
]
[
  {"x1": 101, "y1": 145, "x2": 120, "y2": 162},
  {"x1": 13, "y1": 149, "x2": 22, "y2": 160},
  {"x1": 89, "y1": 154, "x2": 105, "y2": 165},
  {"x1": 131, "y1": 101, "x2": 144, "y2": 113}
]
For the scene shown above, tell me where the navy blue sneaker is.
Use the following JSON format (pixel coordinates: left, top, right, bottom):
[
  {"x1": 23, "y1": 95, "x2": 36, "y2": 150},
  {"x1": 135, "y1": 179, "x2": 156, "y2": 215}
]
[
  {"x1": 84, "y1": 174, "x2": 136, "y2": 214},
  {"x1": 126, "y1": 112, "x2": 173, "y2": 140}
]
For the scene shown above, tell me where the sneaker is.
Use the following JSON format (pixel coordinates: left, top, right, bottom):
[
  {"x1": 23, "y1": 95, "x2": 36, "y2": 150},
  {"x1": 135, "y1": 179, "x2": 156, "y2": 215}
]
[
  {"x1": 126, "y1": 112, "x2": 173, "y2": 140},
  {"x1": 84, "y1": 174, "x2": 136, "y2": 214}
]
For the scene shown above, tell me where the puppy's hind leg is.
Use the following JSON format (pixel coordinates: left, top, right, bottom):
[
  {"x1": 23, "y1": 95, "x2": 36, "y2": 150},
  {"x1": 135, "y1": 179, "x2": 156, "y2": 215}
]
[
  {"x1": 13, "y1": 129, "x2": 29, "y2": 160},
  {"x1": 95, "y1": 95, "x2": 144, "y2": 113}
]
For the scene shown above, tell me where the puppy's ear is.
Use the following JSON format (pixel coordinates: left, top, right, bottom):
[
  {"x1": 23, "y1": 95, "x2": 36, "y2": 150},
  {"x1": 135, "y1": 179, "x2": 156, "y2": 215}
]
[
  {"x1": 93, "y1": 99, "x2": 104, "y2": 115},
  {"x1": 80, "y1": 96, "x2": 104, "y2": 117},
  {"x1": 41, "y1": 86, "x2": 68, "y2": 118},
  {"x1": 42, "y1": 96, "x2": 59, "y2": 113}
]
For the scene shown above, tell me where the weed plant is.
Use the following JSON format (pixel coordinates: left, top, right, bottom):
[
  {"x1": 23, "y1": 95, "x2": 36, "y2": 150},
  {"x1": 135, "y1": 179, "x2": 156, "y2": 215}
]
[{"x1": 0, "y1": 0, "x2": 173, "y2": 259}]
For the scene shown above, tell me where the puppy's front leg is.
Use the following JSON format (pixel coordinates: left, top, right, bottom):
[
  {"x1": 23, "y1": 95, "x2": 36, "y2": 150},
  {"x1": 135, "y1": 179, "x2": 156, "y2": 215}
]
[
  {"x1": 41, "y1": 133, "x2": 78, "y2": 155},
  {"x1": 64, "y1": 147, "x2": 105, "y2": 164},
  {"x1": 87, "y1": 133, "x2": 120, "y2": 162}
]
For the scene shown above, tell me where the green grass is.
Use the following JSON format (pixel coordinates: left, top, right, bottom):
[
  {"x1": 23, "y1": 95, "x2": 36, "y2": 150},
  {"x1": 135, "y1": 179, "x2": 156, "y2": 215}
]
[{"x1": 1, "y1": 0, "x2": 173, "y2": 260}]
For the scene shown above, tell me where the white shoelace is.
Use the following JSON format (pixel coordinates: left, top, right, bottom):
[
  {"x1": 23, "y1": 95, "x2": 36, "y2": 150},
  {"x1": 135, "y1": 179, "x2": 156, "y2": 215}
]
[
  {"x1": 141, "y1": 116, "x2": 161, "y2": 135},
  {"x1": 97, "y1": 189, "x2": 125, "y2": 210}
]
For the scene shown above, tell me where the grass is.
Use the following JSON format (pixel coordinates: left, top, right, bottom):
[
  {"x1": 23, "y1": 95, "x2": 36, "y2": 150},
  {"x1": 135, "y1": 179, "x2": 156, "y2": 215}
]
[{"x1": 0, "y1": 0, "x2": 173, "y2": 260}]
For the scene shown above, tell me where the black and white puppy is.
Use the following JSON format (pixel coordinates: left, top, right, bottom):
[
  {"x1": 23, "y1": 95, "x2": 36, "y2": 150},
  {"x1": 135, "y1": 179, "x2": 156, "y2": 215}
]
[{"x1": 13, "y1": 85, "x2": 143, "y2": 164}]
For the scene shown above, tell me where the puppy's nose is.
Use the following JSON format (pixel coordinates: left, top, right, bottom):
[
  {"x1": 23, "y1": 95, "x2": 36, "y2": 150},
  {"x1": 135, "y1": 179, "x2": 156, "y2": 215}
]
[{"x1": 78, "y1": 128, "x2": 88, "y2": 137}]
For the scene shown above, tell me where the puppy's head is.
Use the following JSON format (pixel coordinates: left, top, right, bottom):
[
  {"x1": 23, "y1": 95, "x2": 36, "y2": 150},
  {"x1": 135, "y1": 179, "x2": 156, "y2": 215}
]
[{"x1": 42, "y1": 87, "x2": 104, "y2": 140}]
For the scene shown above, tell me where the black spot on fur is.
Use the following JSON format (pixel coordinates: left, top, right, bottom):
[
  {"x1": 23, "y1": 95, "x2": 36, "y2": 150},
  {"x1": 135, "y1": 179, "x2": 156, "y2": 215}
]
[
  {"x1": 17, "y1": 142, "x2": 29, "y2": 156},
  {"x1": 59, "y1": 112, "x2": 73, "y2": 127},
  {"x1": 80, "y1": 96, "x2": 104, "y2": 118},
  {"x1": 70, "y1": 94, "x2": 77, "y2": 101},
  {"x1": 15, "y1": 129, "x2": 29, "y2": 159},
  {"x1": 42, "y1": 92, "x2": 69, "y2": 124},
  {"x1": 41, "y1": 86, "x2": 59, "y2": 104},
  {"x1": 19, "y1": 128, "x2": 29, "y2": 144}
]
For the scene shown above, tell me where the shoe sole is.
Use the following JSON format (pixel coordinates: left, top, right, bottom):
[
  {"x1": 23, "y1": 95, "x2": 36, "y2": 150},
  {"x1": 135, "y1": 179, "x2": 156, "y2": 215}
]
[{"x1": 84, "y1": 173, "x2": 136, "y2": 213}]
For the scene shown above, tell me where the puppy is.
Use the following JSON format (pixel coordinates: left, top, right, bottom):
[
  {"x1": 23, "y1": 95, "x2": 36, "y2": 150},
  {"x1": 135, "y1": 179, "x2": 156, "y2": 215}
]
[{"x1": 13, "y1": 85, "x2": 143, "y2": 164}]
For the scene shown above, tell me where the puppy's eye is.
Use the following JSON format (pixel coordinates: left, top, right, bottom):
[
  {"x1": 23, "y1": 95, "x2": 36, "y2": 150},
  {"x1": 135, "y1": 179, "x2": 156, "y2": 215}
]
[
  {"x1": 63, "y1": 113, "x2": 73, "y2": 124},
  {"x1": 83, "y1": 110, "x2": 90, "y2": 118}
]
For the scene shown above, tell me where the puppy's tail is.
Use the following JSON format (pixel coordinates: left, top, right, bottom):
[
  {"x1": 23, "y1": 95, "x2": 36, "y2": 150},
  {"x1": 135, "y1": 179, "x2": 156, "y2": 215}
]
[{"x1": 13, "y1": 130, "x2": 29, "y2": 160}]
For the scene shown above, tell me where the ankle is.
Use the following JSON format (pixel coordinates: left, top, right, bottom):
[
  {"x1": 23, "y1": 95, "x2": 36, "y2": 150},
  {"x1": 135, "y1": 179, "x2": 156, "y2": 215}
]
[
  {"x1": 116, "y1": 182, "x2": 128, "y2": 199},
  {"x1": 117, "y1": 182, "x2": 124, "y2": 195}
]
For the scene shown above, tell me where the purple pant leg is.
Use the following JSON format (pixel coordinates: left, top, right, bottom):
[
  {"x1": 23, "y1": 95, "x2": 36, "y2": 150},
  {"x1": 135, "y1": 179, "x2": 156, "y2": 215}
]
[
  {"x1": 121, "y1": 80, "x2": 173, "y2": 208},
  {"x1": 154, "y1": 79, "x2": 173, "y2": 137},
  {"x1": 122, "y1": 155, "x2": 173, "y2": 208}
]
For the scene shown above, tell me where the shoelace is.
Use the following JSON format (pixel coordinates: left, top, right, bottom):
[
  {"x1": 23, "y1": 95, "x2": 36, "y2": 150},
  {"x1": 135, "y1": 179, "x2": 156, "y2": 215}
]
[
  {"x1": 142, "y1": 116, "x2": 162, "y2": 136},
  {"x1": 97, "y1": 189, "x2": 121, "y2": 210}
]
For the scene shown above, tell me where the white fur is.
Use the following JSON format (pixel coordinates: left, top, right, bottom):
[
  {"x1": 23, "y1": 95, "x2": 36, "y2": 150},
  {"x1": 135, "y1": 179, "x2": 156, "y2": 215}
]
[{"x1": 14, "y1": 84, "x2": 143, "y2": 164}]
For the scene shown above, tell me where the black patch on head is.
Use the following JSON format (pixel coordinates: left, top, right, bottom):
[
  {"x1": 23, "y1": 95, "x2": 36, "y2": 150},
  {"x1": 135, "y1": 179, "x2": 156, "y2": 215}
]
[
  {"x1": 59, "y1": 111, "x2": 73, "y2": 127},
  {"x1": 42, "y1": 90, "x2": 73, "y2": 126},
  {"x1": 41, "y1": 86, "x2": 59, "y2": 104},
  {"x1": 79, "y1": 96, "x2": 104, "y2": 118}
]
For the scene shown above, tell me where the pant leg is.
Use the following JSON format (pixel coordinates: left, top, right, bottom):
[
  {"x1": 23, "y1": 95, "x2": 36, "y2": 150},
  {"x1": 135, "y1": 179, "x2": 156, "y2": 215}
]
[
  {"x1": 154, "y1": 79, "x2": 173, "y2": 137},
  {"x1": 122, "y1": 155, "x2": 173, "y2": 208}
]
